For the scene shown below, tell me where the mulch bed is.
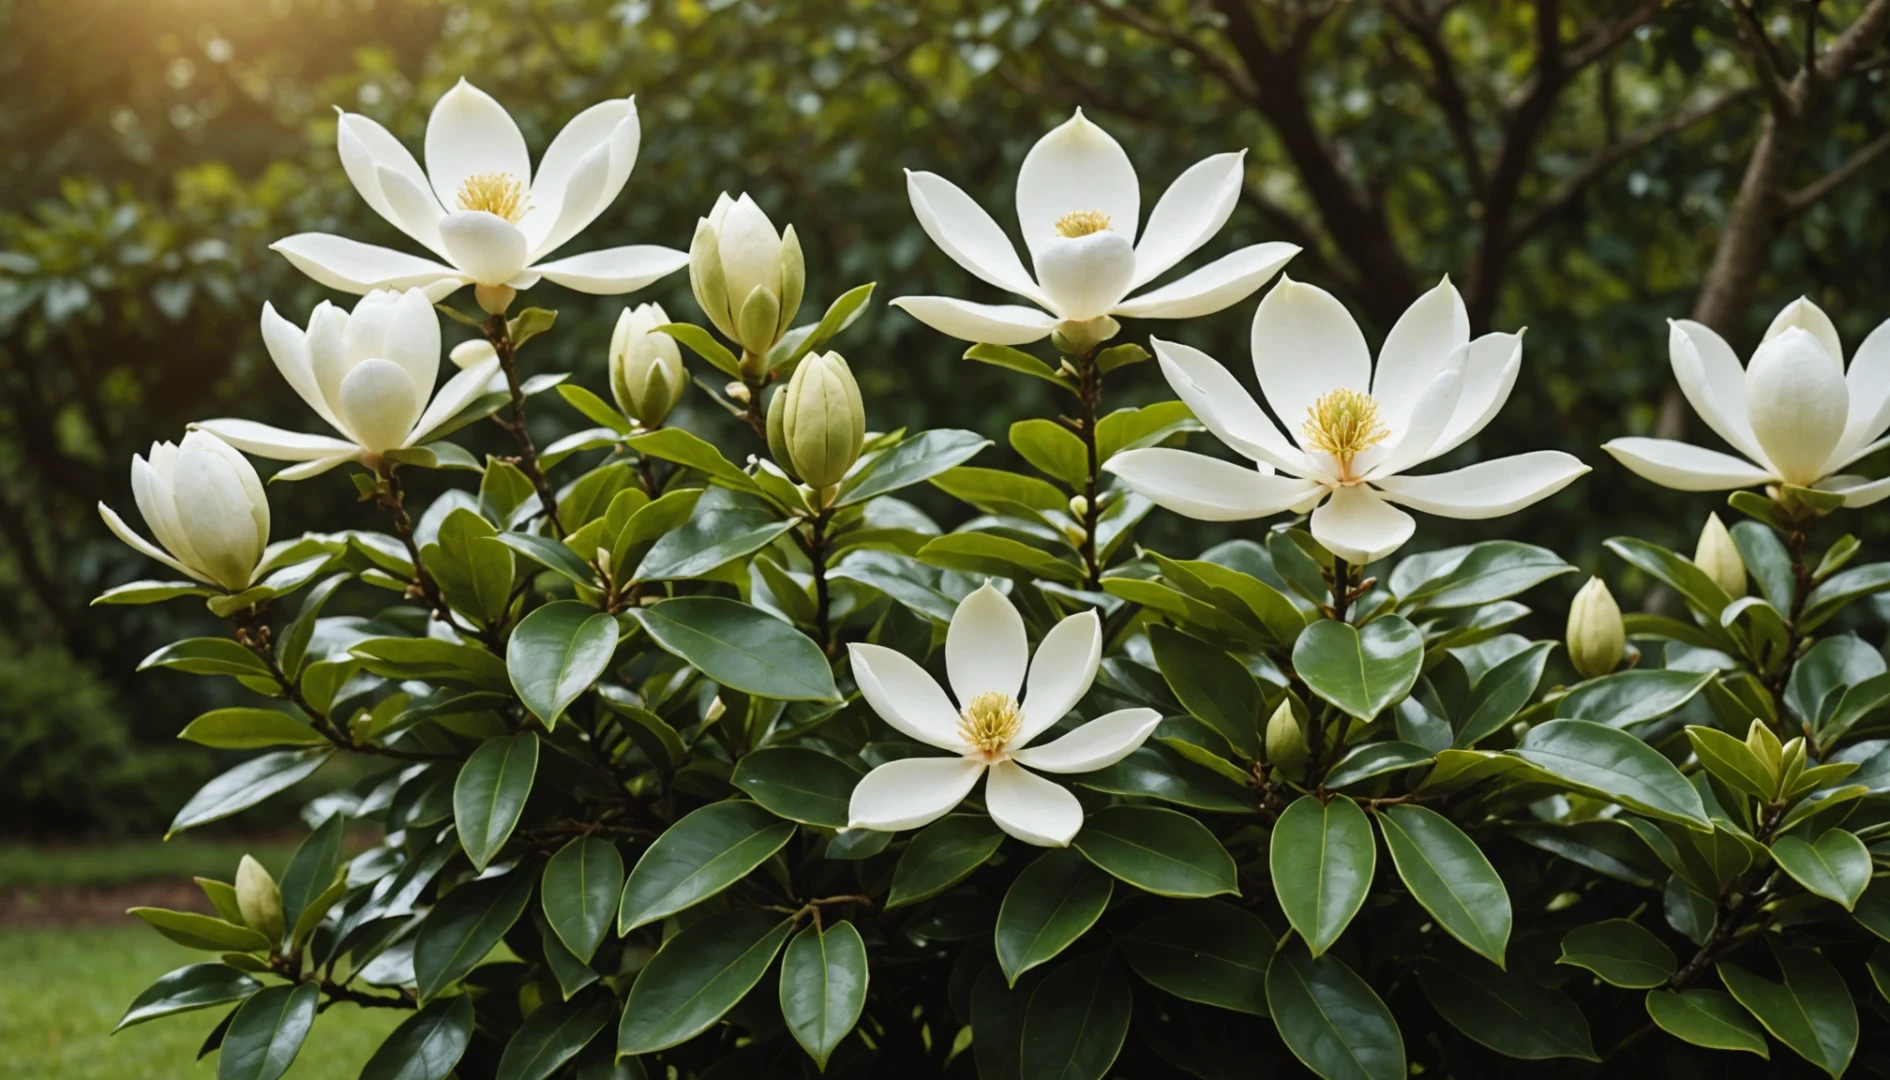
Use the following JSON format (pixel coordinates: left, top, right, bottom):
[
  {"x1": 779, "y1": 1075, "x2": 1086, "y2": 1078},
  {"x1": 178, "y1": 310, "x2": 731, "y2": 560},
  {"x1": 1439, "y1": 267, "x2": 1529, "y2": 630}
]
[{"x1": 0, "y1": 880, "x2": 213, "y2": 929}]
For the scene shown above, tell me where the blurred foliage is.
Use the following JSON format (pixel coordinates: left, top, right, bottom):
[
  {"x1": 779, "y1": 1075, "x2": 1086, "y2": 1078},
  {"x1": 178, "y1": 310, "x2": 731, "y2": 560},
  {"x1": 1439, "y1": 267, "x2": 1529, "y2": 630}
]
[{"x1": 3, "y1": 0, "x2": 1888, "y2": 831}]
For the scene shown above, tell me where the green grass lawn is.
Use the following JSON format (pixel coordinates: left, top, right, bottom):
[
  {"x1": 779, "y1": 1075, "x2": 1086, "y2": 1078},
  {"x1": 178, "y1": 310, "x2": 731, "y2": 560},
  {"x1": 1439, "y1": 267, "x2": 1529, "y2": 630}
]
[
  {"x1": 0, "y1": 837, "x2": 302, "y2": 889},
  {"x1": 0, "y1": 927, "x2": 406, "y2": 1079}
]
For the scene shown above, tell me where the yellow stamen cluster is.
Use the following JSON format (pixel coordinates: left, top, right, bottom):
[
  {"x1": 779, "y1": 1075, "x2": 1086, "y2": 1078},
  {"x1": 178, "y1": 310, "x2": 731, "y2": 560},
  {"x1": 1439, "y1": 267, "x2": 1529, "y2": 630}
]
[
  {"x1": 958, "y1": 691, "x2": 1022, "y2": 755},
  {"x1": 456, "y1": 172, "x2": 530, "y2": 224},
  {"x1": 1302, "y1": 388, "x2": 1389, "y2": 469},
  {"x1": 1054, "y1": 209, "x2": 1112, "y2": 238}
]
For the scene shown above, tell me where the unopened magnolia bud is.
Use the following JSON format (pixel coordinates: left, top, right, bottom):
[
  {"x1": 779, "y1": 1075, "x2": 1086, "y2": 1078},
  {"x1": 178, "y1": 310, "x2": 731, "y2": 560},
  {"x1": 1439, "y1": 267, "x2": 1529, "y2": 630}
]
[
  {"x1": 608, "y1": 303, "x2": 686, "y2": 427},
  {"x1": 704, "y1": 695, "x2": 727, "y2": 723},
  {"x1": 775, "y1": 351, "x2": 866, "y2": 489},
  {"x1": 1566, "y1": 577, "x2": 1624, "y2": 680},
  {"x1": 474, "y1": 283, "x2": 515, "y2": 316},
  {"x1": 725, "y1": 381, "x2": 751, "y2": 405},
  {"x1": 691, "y1": 192, "x2": 796, "y2": 354},
  {"x1": 1265, "y1": 700, "x2": 1308, "y2": 781},
  {"x1": 1746, "y1": 718, "x2": 1783, "y2": 777},
  {"x1": 109, "y1": 431, "x2": 272, "y2": 592},
  {"x1": 1068, "y1": 495, "x2": 1089, "y2": 522},
  {"x1": 1693, "y1": 513, "x2": 1746, "y2": 598},
  {"x1": 450, "y1": 339, "x2": 498, "y2": 370},
  {"x1": 235, "y1": 854, "x2": 284, "y2": 943}
]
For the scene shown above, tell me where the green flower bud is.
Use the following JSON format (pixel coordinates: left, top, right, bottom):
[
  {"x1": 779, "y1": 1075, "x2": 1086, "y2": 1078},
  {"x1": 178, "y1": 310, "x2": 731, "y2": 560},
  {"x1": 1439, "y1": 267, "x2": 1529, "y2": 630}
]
[
  {"x1": 1265, "y1": 699, "x2": 1308, "y2": 781},
  {"x1": 737, "y1": 284, "x2": 782, "y2": 358},
  {"x1": 778, "y1": 351, "x2": 866, "y2": 490},
  {"x1": 235, "y1": 854, "x2": 284, "y2": 944},
  {"x1": 778, "y1": 224, "x2": 805, "y2": 338},
  {"x1": 1693, "y1": 512, "x2": 1746, "y2": 598},
  {"x1": 1746, "y1": 718, "x2": 1783, "y2": 778},
  {"x1": 608, "y1": 303, "x2": 686, "y2": 427},
  {"x1": 692, "y1": 192, "x2": 794, "y2": 355},
  {"x1": 1068, "y1": 495, "x2": 1089, "y2": 522},
  {"x1": 1566, "y1": 577, "x2": 1624, "y2": 680},
  {"x1": 766, "y1": 383, "x2": 792, "y2": 474},
  {"x1": 688, "y1": 217, "x2": 733, "y2": 341}
]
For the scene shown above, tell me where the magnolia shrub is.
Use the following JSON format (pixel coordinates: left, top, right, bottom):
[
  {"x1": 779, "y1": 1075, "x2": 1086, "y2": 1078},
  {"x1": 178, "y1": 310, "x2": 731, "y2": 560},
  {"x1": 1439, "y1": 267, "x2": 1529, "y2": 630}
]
[{"x1": 97, "y1": 88, "x2": 1890, "y2": 1080}]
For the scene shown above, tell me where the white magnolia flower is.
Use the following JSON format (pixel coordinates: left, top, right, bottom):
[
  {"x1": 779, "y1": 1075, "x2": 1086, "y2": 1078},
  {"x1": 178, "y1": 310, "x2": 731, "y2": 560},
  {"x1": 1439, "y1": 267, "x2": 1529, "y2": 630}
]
[
  {"x1": 195, "y1": 288, "x2": 502, "y2": 480},
  {"x1": 99, "y1": 431, "x2": 271, "y2": 591},
  {"x1": 891, "y1": 109, "x2": 1299, "y2": 347},
  {"x1": 1105, "y1": 276, "x2": 1589, "y2": 564},
  {"x1": 846, "y1": 583, "x2": 1161, "y2": 847},
  {"x1": 1602, "y1": 298, "x2": 1890, "y2": 507},
  {"x1": 272, "y1": 80, "x2": 687, "y2": 299}
]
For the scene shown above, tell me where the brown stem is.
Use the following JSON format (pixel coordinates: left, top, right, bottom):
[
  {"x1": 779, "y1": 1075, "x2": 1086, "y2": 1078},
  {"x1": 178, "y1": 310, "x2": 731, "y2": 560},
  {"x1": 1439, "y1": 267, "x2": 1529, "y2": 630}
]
[
  {"x1": 232, "y1": 613, "x2": 448, "y2": 763},
  {"x1": 1063, "y1": 350, "x2": 1105, "y2": 590},
  {"x1": 1765, "y1": 525, "x2": 1817, "y2": 712},
  {"x1": 373, "y1": 462, "x2": 493, "y2": 647},
  {"x1": 484, "y1": 315, "x2": 565, "y2": 536}
]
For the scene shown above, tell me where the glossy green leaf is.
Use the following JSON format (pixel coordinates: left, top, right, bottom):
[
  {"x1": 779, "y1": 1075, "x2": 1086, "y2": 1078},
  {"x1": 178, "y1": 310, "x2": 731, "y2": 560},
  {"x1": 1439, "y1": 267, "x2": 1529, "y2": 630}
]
[
  {"x1": 1292, "y1": 616, "x2": 1423, "y2": 721},
  {"x1": 1118, "y1": 900, "x2": 1272, "y2": 1015},
  {"x1": 1605, "y1": 537, "x2": 1734, "y2": 620},
  {"x1": 542, "y1": 837, "x2": 624, "y2": 964},
  {"x1": 1557, "y1": 920, "x2": 1676, "y2": 988},
  {"x1": 429, "y1": 508, "x2": 513, "y2": 625},
  {"x1": 1719, "y1": 943, "x2": 1857, "y2": 1077},
  {"x1": 1418, "y1": 950, "x2": 1596, "y2": 1061},
  {"x1": 887, "y1": 814, "x2": 1005, "y2": 909},
  {"x1": 918, "y1": 532, "x2": 1086, "y2": 583},
  {"x1": 995, "y1": 849, "x2": 1112, "y2": 985},
  {"x1": 358, "y1": 995, "x2": 475, "y2": 1080},
  {"x1": 1265, "y1": 941, "x2": 1404, "y2": 1080},
  {"x1": 1072, "y1": 805, "x2": 1237, "y2": 899},
  {"x1": 635, "y1": 489, "x2": 794, "y2": 580},
  {"x1": 489, "y1": 532, "x2": 597, "y2": 588},
  {"x1": 618, "y1": 800, "x2": 796, "y2": 931},
  {"x1": 413, "y1": 869, "x2": 536, "y2": 1003},
  {"x1": 1786, "y1": 635, "x2": 1883, "y2": 727},
  {"x1": 349, "y1": 636, "x2": 511, "y2": 689},
  {"x1": 1008, "y1": 418, "x2": 1088, "y2": 488},
  {"x1": 128, "y1": 908, "x2": 272, "y2": 953},
  {"x1": 508, "y1": 602, "x2": 618, "y2": 726},
  {"x1": 1453, "y1": 642, "x2": 1552, "y2": 747},
  {"x1": 495, "y1": 989, "x2": 613, "y2": 1080},
  {"x1": 277, "y1": 811, "x2": 345, "y2": 950},
  {"x1": 453, "y1": 732, "x2": 540, "y2": 873},
  {"x1": 217, "y1": 981, "x2": 317, "y2": 1080},
  {"x1": 167, "y1": 749, "x2": 332, "y2": 838},
  {"x1": 1643, "y1": 989, "x2": 1768, "y2": 1058},
  {"x1": 1148, "y1": 624, "x2": 1262, "y2": 758},
  {"x1": 616, "y1": 910, "x2": 793, "y2": 1055},
  {"x1": 835, "y1": 428, "x2": 989, "y2": 507},
  {"x1": 1019, "y1": 953, "x2": 1132, "y2": 1080},
  {"x1": 139, "y1": 637, "x2": 273, "y2": 677},
  {"x1": 1770, "y1": 829, "x2": 1870, "y2": 910},
  {"x1": 1512, "y1": 719, "x2": 1709, "y2": 828},
  {"x1": 1800, "y1": 562, "x2": 1890, "y2": 631},
  {"x1": 1323, "y1": 741, "x2": 1434, "y2": 789},
  {"x1": 1399, "y1": 541, "x2": 1574, "y2": 611},
  {"x1": 1556, "y1": 669, "x2": 1715, "y2": 728},
  {"x1": 1377, "y1": 804, "x2": 1510, "y2": 965},
  {"x1": 730, "y1": 746, "x2": 862, "y2": 828},
  {"x1": 178, "y1": 708, "x2": 327, "y2": 750},
  {"x1": 1684, "y1": 725, "x2": 1775, "y2": 800},
  {"x1": 114, "y1": 964, "x2": 260, "y2": 1032},
  {"x1": 1272, "y1": 796, "x2": 1375, "y2": 957},
  {"x1": 779, "y1": 920, "x2": 869, "y2": 1069},
  {"x1": 963, "y1": 342, "x2": 1076, "y2": 390},
  {"x1": 632, "y1": 597, "x2": 840, "y2": 702}
]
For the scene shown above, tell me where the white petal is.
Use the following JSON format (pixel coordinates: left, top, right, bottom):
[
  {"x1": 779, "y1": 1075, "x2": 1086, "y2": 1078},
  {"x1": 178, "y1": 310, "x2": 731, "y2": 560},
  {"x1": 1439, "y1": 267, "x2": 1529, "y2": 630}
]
[
  {"x1": 1033, "y1": 230, "x2": 1135, "y2": 321},
  {"x1": 193, "y1": 419, "x2": 359, "y2": 461},
  {"x1": 1012, "y1": 708, "x2": 1163, "y2": 774},
  {"x1": 1371, "y1": 277, "x2": 1470, "y2": 434},
  {"x1": 381, "y1": 287, "x2": 441, "y2": 398},
  {"x1": 529, "y1": 245, "x2": 689, "y2": 295},
  {"x1": 1763, "y1": 296, "x2": 1844, "y2": 366},
  {"x1": 984, "y1": 761, "x2": 1084, "y2": 847},
  {"x1": 1670, "y1": 320, "x2": 1766, "y2": 464},
  {"x1": 1151, "y1": 337, "x2": 1308, "y2": 474},
  {"x1": 424, "y1": 79, "x2": 530, "y2": 211},
  {"x1": 98, "y1": 502, "x2": 202, "y2": 582},
  {"x1": 172, "y1": 435, "x2": 265, "y2": 590},
  {"x1": 1250, "y1": 277, "x2": 1371, "y2": 449},
  {"x1": 1112, "y1": 241, "x2": 1299, "y2": 320},
  {"x1": 1837, "y1": 319, "x2": 1890, "y2": 462},
  {"x1": 716, "y1": 193, "x2": 784, "y2": 313},
  {"x1": 270, "y1": 455, "x2": 357, "y2": 483},
  {"x1": 1014, "y1": 611, "x2": 1102, "y2": 746},
  {"x1": 888, "y1": 296, "x2": 1055, "y2": 346},
  {"x1": 1310, "y1": 485, "x2": 1414, "y2": 564},
  {"x1": 525, "y1": 97, "x2": 638, "y2": 243},
  {"x1": 905, "y1": 169, "x2": 1045, "y2": 303},
  {"x1": 847, "y1": 756, "x2": 985, "y2": 833},
  {"x1": 1130, "y1": 151, "x2": 1245, "y2": 288},
  {"x1": 437, "y1": 212, "x2": 530, "y2": 286},
  {"x1": 1430, "y1": 332, "x2": 1523, "y2": 457},
  {"x1": 375, "y1": 166, "x2": 449, "y2": 256},
  {"x1": 305, "y1": 302, "x2": 351, "y2": 423},
  {"x1": 1104, "y1": 448, "x2": 1323, "y2": 522},
  {"x1": 947, "y1": 581, "x2": 1028, "y2": 705},
  {"x1": 259, "y1": 303, "x2": 342, "y2": 430},
  {"x1": 338, "y1": 358, "x2": 422, "y2": 453},
  {"x1": 408, "y1": 356, "x2": 503, "y2": 447},
  {"x1": 131, "y1": 451, "x2": 197, "y2": 569},
  {"x1": 1374, "y1": 451, "x2": 1589, "y2": 519},
  {"x1": 527, "y1": 141, "x2": 612, "y2": 261},
  {"x1": 187, "y1": 431, "x2": 270, "y2": 564},
  {"x1": 1601, "y1": 437, "x2": 1775, "y2": 491},
  {"x1": 337, "y1": 111, "x2": 441, "y2": 244},
  {"x1": 1744, "y1": 327, "x2": 1848, "y2": 485},
  {"x1": 847, "y1": 643, "x2": 970, "y2": 752},
  {"x1": 271, "y1": 234, "x2": 464, "y2": 295},
  {"x1": 1820, "y1": 474, "x2": 1890, "y2": 508},
  {"x1": 1366, "y1": 361, "x2": 1463, "y2": 478},
  {"x1": 1017, "y1": 109, "x2": 1139, "y2": 267}
]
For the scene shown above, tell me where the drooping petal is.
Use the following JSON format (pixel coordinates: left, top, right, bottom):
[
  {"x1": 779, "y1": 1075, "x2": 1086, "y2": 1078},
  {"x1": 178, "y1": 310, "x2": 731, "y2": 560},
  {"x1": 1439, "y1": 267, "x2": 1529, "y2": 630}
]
[
  {"x1": 1763, "y1": 296, "x2": 1844, "y2": 366},
  {"x1": 1309, "y1": 484, "x2": 1415, "y2": 564},
  {"x1": 1819, "y1": 474, "x2": 1890, "y2": 508},
  {"x1": 1601, "y1": 437, "x2": 1775, "y2": 490},
  {"x1": 526, "y1": 140, "x2": 612, "y2": 261},
  {"x1": 888, "y1": 296, "x2": 1055, "y2": 346},
  {"x1": 1012, "y1": 708, "x2": 1163, "y2": 774},
  {"x1": 381, "y1": 287, "x2": 441, "y2": 399},
  {"x1": 337, "y1": 359, "x2": 422, "y2": 453},
  {"x1": 1836, "y1": 319, "x2": 1890, "y2": 463},
  {"x1": 524, "y1": 97, "x2": 638, "y2": 245},
  {"x1": 1250, "y1": 277, "x2": 1372, "y2": 449},
  {"x1": 1016, "y1": 110, "x2": 1140, "y2": 267},
  {"x1": 259, "y1": 303, "x2": 341, "y2": 430},
  {"x1": 98, "y1": 502, "x2": 202, "y2": 582},
  {"x1": 1670, "y1": 319, "x2": 1766, "y2": 464},
  {"x1": 271, "y1": 234, "x2": 464, "y2": 296},
  {"x1": 407, "y1": 355, "x2": 503, "y2": 447},
  {"x1": 905, "y1": 169, "x2": 1046, "y2": 304},
  {"x1": 437, "y1": 211, "x2": 531, "y2": 286},
  {"x1": 336, "y1": 111, "x2": 442, "y2": 244},
  {"x1": 1429, "y1": 332, "x2": 1523, "y2": 457},
  {"x1": 946, "y1": 581, "x2": 1028, "y2": 705},
  {"x1": 1112, "y1": 242, "x2": 1298, "y2": 321},
  {"x1": 1014, "y1": 611, "x2": 1102, "y2": 747},
  {"x1": 270, "y1": 454, "x2": 358, "y2": 483},
  {"x1": 1151, "y1": 337, "x2": 1309, "y2": 475},
  {"x1": 1104, "y1": 448, "x2": 1323, "y2": 522},
  {"x1": 984, "y1": 760, "x2": 1084, "y2": 847},
  {"x1": 1365, "y1": 359, "x2": 1463, "y2": 478},
  {"x1": 528, "y1": 245, "x2": 689, "y2": 295},
  {"x1": 847, "y1": 643, "x2": 971, "y2": 753},
  {"x1": 847, "y1": 756, "x2": 986, "y2": 833},
  {"x1": 1374, "y1": 451, "x2": 1589, "y2": 519},
  {"x1": 192, "y1": 419, "x2": 360, "y2": 461},
  {"x1": 1370, "y1": 276, "x2": 1470, "y2": 434},
  {"x1": 1130, "y1": 151, "x2": 1245, "y2": 288},
  {"x1": 1033, "y1": 231, "x2": 1135, "y2": 321},
  {"x1": 423, "y1": 79, "x2": 531, "y2": 211},
  {"x1": 1744, "y1": 327, "x2": 1848, "y2": 485}
]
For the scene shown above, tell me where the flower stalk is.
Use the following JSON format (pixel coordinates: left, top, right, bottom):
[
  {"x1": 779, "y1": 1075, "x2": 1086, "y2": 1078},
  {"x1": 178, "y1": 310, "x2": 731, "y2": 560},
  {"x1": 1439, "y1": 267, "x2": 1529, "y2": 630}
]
[{"x1": 483, "y1": 313, "x2": 565, "y2": 536}]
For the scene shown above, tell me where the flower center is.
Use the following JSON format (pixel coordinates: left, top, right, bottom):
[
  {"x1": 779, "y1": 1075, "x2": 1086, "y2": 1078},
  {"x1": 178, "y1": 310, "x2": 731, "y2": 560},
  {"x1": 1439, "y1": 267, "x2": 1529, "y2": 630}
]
[
  {"x1": 958, "y1": 691, "x2": 1022, "y2": 756},
  {"x1": 1054, "y1": 209, "x2": 1112, "y2": 238},
  {"x1": 456, "y1": 171, "x2": 530, "y2": 224},
  {"x1": 1301, "y1": 388, "x2": 1389, "y2": 475}
]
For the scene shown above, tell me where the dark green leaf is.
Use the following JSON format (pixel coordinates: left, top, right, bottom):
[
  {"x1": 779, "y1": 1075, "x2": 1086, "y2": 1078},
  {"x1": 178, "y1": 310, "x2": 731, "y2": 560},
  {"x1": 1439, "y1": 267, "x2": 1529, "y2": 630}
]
[
  {"x1": 453, "y1": 732, "x2": 540, "y2": 873},
  {"x1": 277, "y1": 812, "x2": 345, "y2": 949},
  {"x1": 1684, "y1": 725, "x2": 1776, "y2": 800},
  {"x1": 1075, "y1": 744, "x2": 1254, "y2": 813},
  {"x1": 1729, "y1": 521, "x2": 1791, "y2": 610},
  {"x1": 1148, "y1": 625, "x2": 1262, "y2": 758},
  {"x1": 495, "y1": 989, "x2": 613, "y2": 1080},
  {"x1": 618, "y1": 800, "x2": 796, "y2": 931},
  {"x1": 1292, "y1": 616, "x2": 1423, "y2": 721},
  {"x1": 1119, "y1": 900, "x2": 1273, "y2": 1015},
  {"x1": 730, "y1": 747, "x2": 861, "y2": 828},
  {"x1": 1454, "y1": 642, "x2": 1552, "y2": 747},
  {"x1": 357, "y1": 995, "x2": 475, "y2": 1080},
  {"x1": 635, "y1": 489, "x2": 794, "y2": 580},
  {"x1": 1512, "y1": 719, "x2": 1709, "y2": 828},
  {"x1": 1418, "y1": 950, "x2": 1596, "y2": 1061},
  {"x1": 178, "y1": 708, "x2": 327, "y2": 750},
  {"x1": 1266, "y1": 941, "x2": 1404, "y2": 1080},
  {"x1": 489, "y1": 532, "x2": 597, "y2": 588},
  {"x1": 887, "y1": 815, "x2": 1005, "y2": 909},
  {"x1": 1377, "y1": 804, "x2": 1510, "y2": 966},
  {"x1": 779, "y1": 920, "x2": 869, "y2": 1069},
  {"x1": 508, "y1": 602, "x2": 618, "y2": 725},
  {"x1": 1324, "y1": 741, "x2": 1434, "y2": 789},
  {"x1": 1073, "y1": 805, "x2": 1237, "y2": 899},
  {"x1": 1605, "y1": 537, "x2": 1734, "y2": 620},
  {"x1": 217, "y1": 982, "x2": 317, "y2": 1080},
  {"x1": 1719, "y1": 943, "x2": 1856, "y2": 1077},
  {"x1": 918, "y1": 532, "x2": 1086, "y2": 583},
  {"x1": 542, "y1": 837, "x2": 624, "y2": 964},
  {"x1": 1557, "y1": 920, "x2": 1676, "y2": 988},
  {"x1": 1800, "y1": 562, "x2": 1890, "y2": 632},
  {"x1": 168, "y1": 750, "x2": 332, "y2": 838},
  {"x1": 1643, "y1": 989, "x2": 1768, "y2": 1058},
  {"x1": 836, "y1": 428, "x2": 990, "y2": 507},
  {"x1": 1019, "y1": 953, "x2": 1132, "y2": 1080},
  {"x1": 616, "y1": 910, "x2": 793, "y2": 1055},
  {"x1": 1770, "y1": 829, "x2": 1870, "y2": 909},
  {"x1": 1009, "y1": 418, "x2": 1088, "y2": 488},
  {"x1": 139, "y1": 637, "x2": 273, "y2": 677},
  {"x1": 114, "y1": 964, "x2": 260, "y2": 1032},
  {"x1": 995, "y1": 849, "x2": 1113, "y2": 985},
  {"x1": 1399, "y1": 542, "x2": 1574, "y2": 611},
  {"x1": 413, "y1": 869, "x2": 536, "y2": 1003},
  {"x1": 632, "y1": 597, "x2": 840, "y2": 702},
  {"x1": 1271, "y1": 796, "x2": 1375, "y2": 957},
  {"x1": 964, "y1": 342, "x2": 1076, "y2": 390}
]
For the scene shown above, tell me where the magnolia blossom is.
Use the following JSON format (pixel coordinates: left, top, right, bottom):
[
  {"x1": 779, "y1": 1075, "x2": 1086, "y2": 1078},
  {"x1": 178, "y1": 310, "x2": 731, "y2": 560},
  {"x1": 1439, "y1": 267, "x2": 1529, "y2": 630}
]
[
  {"x1": 99, "y1": 431, "x2": 270, "y2": 592},
  {"x1": 1602, "y1": 298, "x2": 1890, "y2": 506},
  {"x1": 195, "y1": 289, "x2": 501, "y2": 479},
  {"x1": 891, "y1": 109, "x2": 1299, "y2": 347},
  {"x1": 272, "y1": 80, "x2": 687, "y2": 299},
  {"x1": 690, "y1": 193, "x2": 803, "y2": 356},
  {"x1": 1105, "y1": 277, "x2": 1589, "y2": 564},
  {"x1": 846, "y1": 583, "x2": 1161, "y2": 847}
]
